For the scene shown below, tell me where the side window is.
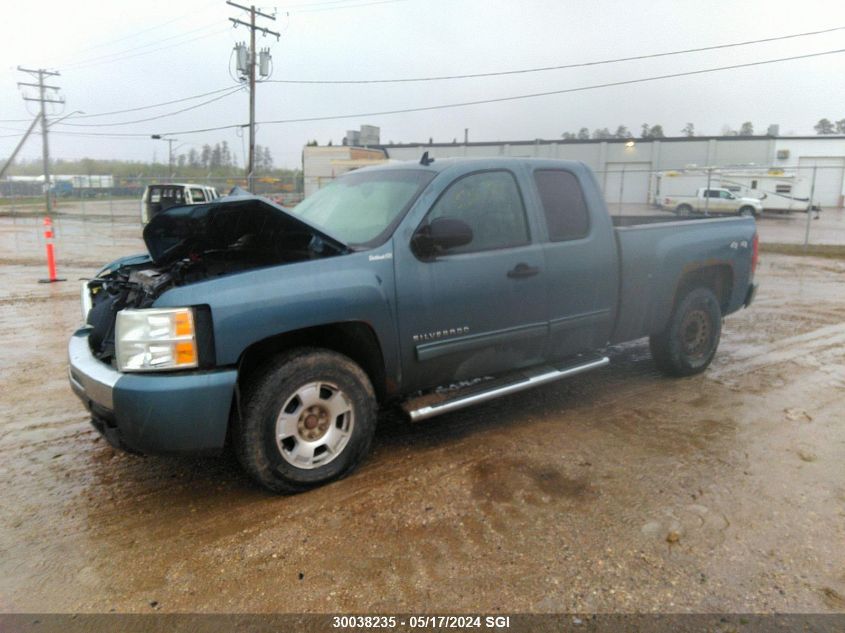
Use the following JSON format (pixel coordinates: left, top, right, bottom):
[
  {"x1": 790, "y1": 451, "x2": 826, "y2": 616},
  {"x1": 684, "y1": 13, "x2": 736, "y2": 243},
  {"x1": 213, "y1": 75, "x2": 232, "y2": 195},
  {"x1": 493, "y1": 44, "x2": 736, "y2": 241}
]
[
  {"x1": 720, "y1": 190, "x2": 732, "y2": 199},
  {"x1": 190, "y1": 188, "x2": 206, "y2": 202},
  {"x1": 533, "y1": 170, "x2": 589, "y2": 241},
  {"x1": 424, "y1": 171, "x2": 529, "y2": 254}
]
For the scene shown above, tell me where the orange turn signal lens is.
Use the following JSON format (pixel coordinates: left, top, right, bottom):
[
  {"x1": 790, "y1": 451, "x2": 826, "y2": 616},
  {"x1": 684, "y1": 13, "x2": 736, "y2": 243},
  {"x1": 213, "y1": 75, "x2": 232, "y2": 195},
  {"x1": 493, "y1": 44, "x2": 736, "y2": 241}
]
[
  {"x1": 174, "y1": 310, "x2": 194, "y2": 337},
  {"x1": 175, "y1": 341, "x2": 197, "y2": 366}
]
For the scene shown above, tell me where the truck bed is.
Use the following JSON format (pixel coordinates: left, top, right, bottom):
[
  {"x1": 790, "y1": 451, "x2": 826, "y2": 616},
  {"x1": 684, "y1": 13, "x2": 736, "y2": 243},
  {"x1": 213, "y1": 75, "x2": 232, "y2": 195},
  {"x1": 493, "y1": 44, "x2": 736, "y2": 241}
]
[
  {"x1": 610, "y1": 215, "x2": 757, "y2": 343},
  {"x1": 611, "y1": 214, "x2": 709, "y2": 227}
]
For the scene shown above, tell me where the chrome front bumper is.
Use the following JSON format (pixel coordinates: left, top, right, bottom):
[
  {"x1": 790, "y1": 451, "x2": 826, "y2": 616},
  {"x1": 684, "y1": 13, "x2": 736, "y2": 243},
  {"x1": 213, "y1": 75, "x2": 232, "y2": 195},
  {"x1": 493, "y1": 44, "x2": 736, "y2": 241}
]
[
  {"x1": 67, "y1": 327, "x2": 237, "y2": 455},
  {"x1": 68, "y1": 327, "x2": 119, "y2": 411}
]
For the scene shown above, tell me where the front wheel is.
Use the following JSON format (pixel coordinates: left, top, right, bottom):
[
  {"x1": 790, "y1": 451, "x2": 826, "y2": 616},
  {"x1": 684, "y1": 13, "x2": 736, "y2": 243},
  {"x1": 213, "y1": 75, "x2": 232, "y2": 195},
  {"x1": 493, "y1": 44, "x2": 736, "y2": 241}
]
[
  {"x1": 234, "y1": 348, "x2": 377, "y2": 493},
  {"x1": 649, "y1": 287, "x2": 722, "y2": 377},
  {"x1": 739, "y1": 206, "x2": 756, "y2": 217}
]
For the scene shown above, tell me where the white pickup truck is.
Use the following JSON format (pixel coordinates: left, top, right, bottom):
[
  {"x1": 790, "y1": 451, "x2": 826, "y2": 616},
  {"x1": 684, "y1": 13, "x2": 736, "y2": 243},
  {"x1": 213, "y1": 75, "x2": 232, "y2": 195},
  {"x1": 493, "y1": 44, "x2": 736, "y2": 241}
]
[{"x1": 662, "y1": 188, "x2": 763, "y2": 217}]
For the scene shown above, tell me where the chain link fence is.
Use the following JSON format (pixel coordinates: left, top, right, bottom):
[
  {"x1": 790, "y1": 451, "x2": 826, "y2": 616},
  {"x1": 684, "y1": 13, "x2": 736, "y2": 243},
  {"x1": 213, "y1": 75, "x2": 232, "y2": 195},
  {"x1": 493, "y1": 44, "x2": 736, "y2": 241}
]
[
  {"x1": 591, "y1": 163, "x2": 844, "y2": 249},
  {"x1": 0, "y1": 165, "x2": 842, "y2": 268},
  {"x1": 0, "y1": 175, "x2": 303, "y2": 265}
]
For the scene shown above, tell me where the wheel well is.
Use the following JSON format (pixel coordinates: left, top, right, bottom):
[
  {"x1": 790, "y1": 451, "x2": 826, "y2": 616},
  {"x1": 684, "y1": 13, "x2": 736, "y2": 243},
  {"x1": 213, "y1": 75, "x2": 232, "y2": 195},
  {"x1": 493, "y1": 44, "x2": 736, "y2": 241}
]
[
  {"x1": 237, "y1": 322, "x2": 388, "y2": 402},
  {"x1": 675, "y1": 265, "x2": 733, "y2": 313}
]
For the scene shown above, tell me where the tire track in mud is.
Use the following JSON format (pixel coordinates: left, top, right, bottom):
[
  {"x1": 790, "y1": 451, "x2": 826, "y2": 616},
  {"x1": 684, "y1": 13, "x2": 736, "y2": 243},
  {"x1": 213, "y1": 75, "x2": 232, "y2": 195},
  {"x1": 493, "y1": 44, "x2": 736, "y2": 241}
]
[
  {"x1": 710, "y1": 322, "x2": 845, "y2": 385},
  {"x1": 2, "y1": 254, "x2": 845, "y2": 612}
]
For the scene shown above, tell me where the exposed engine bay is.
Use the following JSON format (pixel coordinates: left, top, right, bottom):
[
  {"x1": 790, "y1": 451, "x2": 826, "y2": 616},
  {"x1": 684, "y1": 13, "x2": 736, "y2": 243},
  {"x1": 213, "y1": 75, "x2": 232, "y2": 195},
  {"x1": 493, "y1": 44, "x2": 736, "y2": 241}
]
[{"x1": 86, "y1": 196, "x2": 348, "y2": 362}]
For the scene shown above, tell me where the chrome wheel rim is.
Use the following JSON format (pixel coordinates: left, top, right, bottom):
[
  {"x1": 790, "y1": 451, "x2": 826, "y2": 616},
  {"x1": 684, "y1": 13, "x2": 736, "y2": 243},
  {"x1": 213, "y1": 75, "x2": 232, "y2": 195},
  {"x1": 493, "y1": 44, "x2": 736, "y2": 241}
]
[{"x1": 275, "y1": 381, "x2": 354, "y2": 470}]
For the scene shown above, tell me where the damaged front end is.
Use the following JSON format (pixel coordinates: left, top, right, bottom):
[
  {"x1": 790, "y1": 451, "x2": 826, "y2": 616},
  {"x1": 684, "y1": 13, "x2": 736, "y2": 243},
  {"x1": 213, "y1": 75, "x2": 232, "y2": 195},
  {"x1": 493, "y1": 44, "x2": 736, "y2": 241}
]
[{"x1": 84, "y1": 195, "x2": 349, "y2": 364}]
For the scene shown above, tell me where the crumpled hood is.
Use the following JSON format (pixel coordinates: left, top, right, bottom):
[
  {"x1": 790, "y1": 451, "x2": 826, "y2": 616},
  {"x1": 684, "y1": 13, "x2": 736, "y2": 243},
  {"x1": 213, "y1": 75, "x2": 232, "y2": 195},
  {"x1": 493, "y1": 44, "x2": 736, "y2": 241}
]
[{"x1": 142, "y1": 194, "x2": 348, "y2": 265}]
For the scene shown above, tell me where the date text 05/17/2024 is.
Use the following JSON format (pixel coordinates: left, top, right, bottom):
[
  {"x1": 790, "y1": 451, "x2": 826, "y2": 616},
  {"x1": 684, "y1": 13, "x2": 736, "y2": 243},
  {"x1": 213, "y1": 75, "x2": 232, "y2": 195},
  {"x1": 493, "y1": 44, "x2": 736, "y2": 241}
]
[{"x1": 331, "y1": 615, "x2": 511, "y2": 629}]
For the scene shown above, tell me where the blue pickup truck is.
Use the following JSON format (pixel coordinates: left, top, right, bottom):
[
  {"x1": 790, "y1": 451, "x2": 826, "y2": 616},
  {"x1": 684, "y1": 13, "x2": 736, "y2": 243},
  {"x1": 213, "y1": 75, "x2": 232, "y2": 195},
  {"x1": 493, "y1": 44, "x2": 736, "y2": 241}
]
[{"x1": 69, "y1": 157, "x2": 758, "y2": 493}]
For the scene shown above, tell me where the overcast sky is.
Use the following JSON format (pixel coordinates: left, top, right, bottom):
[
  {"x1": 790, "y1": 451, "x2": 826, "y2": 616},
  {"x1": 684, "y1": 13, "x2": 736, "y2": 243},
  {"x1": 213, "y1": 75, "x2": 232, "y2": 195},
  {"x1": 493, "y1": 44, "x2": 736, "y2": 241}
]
[{"x1": 2, "y1": 0, "x2": 844, "y2": 170}]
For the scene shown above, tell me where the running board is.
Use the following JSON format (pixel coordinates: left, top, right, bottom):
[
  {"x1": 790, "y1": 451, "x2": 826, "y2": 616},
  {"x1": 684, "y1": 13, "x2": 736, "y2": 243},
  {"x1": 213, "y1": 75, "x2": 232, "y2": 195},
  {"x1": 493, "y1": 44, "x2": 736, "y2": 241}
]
[{"x1": 402, "y1": 355, "x2": 610, "y2": 422}]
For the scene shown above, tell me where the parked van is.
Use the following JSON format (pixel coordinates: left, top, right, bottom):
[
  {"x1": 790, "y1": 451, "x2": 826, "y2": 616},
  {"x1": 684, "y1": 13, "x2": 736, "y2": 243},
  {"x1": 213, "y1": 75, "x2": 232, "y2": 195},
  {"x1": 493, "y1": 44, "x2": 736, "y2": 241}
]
[{"x1": 141, "y1": 183, "x2": 220, "y2": 224}]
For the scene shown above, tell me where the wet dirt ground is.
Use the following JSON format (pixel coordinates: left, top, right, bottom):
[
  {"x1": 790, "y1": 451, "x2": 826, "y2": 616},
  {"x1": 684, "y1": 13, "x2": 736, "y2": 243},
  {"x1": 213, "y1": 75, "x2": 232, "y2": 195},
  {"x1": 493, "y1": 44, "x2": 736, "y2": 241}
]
[{"x1": 1, "y1": 239, "x2": 844, "y2": 614}]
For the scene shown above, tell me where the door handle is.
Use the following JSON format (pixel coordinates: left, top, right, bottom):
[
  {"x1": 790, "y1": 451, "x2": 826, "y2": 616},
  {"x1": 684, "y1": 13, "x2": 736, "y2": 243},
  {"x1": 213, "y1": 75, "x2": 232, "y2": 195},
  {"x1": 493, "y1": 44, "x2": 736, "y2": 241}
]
[{"x1": 507, "y1": 263, "x2": 540, "y2": 278}]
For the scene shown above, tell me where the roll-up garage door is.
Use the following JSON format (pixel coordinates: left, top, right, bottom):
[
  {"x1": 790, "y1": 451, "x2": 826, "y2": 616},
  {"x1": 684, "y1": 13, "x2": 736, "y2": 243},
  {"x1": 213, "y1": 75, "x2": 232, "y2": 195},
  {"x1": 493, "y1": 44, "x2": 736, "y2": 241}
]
[{"x1": 798, "y1": 157, "x2": 845, "y2": 207}]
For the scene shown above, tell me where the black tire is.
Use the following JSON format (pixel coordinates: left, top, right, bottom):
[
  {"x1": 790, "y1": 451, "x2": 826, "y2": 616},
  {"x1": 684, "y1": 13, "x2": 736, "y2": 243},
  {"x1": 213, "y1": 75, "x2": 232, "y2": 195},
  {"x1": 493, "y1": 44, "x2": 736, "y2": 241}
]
[
  {"x1": 676, "y1": 204, "x2": 693, "y2": 217},
  {"x1": 234, "y1": 347, "x2": 377, "y2": 493},
  {"x1": 739, "y1": 205, "x2": 756, "y2": 217},
  {"x1": 649, "y1": 287, "x2": 722, "y2": 377}
]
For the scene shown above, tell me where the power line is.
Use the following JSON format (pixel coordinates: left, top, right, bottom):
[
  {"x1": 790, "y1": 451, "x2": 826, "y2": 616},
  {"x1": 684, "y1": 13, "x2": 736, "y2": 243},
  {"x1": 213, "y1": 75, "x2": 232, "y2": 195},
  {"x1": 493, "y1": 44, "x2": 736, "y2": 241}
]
[
  {"x1": 61, "y1": 22, "x2": 224, "y2": 70},
  {"x1": 6, "y1": 47, "x2": 843, "y2": 140},
  {"x1": 54, "y1": 88, "x2": 243, "y2": 127},
  {"x1": 160, "y1": 47, "x2": 845, "y2": 134},
  {"x1": 40, "y1": 0, "x2": 222, "y2": 66},
  {"x1": 287, "y1": 0, "x2": 411, "y2": 13},
  {"x1": 280, "y1": 0, "x2": 397, "y2": 8},
  {"x1": 261, "y1": 24, "x2": 845, "y2": 83},
  {"x1": 295, "y1": 0, "x2": 410, "y2": 12},
  {"x1": 0, "y1": 86, "x2": 236, "y2": 123},
  {"x1": 3, "y1": 24, "x2": 836, "y2": 125},
  {"x1": 61, "y1": 28, "x2": 231, "y2": 72},
  {"x1": 69, "y1": 86, "x2": 238, "y2": 119}
]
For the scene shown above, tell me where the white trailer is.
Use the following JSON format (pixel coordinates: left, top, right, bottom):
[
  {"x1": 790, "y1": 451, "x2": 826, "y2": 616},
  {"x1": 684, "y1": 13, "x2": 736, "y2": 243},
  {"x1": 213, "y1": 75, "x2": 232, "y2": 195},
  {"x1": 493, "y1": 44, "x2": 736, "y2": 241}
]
[{"x1": 653, "y1": 168, "x2": 818, "y2": 213}]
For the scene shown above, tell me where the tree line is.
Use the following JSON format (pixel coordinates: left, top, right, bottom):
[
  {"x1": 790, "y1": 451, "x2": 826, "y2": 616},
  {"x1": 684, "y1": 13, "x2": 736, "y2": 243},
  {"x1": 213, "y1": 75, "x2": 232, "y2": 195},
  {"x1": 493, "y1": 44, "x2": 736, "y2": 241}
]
[
  {"x1": 3, "y1": 141, "x2": 293, "y2": 180},
  {"x1": 560, "y1": 122, "x2": 769, "y2": 140},
  {"x1": 562, "y1": 119, "x2": 845, "y2": 140},
  {"x1": 814, "y1": 118, "x2": 845, "y2": 135},
  {"x1": 175, "y1": 141, "x2": 274, "y2": 173}
]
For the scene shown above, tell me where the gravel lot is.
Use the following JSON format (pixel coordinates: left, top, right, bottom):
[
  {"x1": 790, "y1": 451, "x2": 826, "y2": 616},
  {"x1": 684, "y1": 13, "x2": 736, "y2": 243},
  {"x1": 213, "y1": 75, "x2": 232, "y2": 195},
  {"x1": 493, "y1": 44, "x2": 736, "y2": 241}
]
[{"x1": 0, "y1": 213, "x2": 844, "y2": 614}]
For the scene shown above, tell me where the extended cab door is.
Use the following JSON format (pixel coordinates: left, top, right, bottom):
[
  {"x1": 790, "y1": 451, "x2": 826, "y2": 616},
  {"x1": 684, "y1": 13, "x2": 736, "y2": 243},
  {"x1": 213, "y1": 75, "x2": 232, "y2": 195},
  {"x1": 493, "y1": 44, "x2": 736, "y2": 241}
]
[
  {"x1": 703, "y1": 189, "x2": 726, "y2": 213},
  {"x1": 394, "y1": 169, "x2": 547, "y2": 392},
  {"x1": 528, "y1": 167, "x2": 618, "y2": 360}
]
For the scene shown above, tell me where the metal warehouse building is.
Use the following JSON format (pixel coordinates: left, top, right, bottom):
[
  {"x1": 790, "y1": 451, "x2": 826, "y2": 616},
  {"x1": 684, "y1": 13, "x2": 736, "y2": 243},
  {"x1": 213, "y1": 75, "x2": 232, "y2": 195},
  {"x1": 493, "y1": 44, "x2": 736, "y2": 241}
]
[{"x1": 303, "y1": 135, "x2": 845, "y2": 207}]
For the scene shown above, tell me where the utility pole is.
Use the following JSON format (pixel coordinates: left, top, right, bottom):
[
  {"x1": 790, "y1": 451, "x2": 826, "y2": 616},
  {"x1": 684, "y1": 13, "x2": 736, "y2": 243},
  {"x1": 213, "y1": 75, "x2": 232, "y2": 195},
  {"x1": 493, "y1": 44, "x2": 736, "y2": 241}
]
[
  {"x1": 0, "y1": 114, "x2": 41, "y2": 180},
  {"x1": 18, "y1": 67, "x2": 63, "y2": 215},
  {"x1": 228, "y1": 1, "x2": 278, "y2": 193},
  {"x1": 151, "y1": 135, "x2": 179, "y2": 180}
]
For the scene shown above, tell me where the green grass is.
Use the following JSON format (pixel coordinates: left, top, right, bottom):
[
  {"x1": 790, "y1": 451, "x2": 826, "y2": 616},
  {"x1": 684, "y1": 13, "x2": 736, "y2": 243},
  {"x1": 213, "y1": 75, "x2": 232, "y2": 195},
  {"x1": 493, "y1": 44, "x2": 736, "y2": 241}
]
[
  {"x1": 0, "y1": 197, "x2": 43, "y2": 207},
  {"x1": 761, "y1": 243, "x2": 845, "y2": 260}
]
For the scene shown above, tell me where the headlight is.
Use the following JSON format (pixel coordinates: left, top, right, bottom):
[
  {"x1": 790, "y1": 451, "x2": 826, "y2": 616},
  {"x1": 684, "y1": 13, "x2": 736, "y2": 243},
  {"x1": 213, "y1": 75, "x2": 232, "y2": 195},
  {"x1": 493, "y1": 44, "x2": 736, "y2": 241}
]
[
  {"x1": 115, "y1": 307, "x2": 198, "y2": 372},
  {"x1": 81, "y1": 281, "x2": 93, "y2": 324}
]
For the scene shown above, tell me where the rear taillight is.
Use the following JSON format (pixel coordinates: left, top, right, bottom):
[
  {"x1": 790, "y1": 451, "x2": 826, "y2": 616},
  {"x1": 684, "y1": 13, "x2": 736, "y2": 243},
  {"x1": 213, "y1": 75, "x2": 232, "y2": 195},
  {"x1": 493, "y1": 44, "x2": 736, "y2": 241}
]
[{"x1": 751, "y1": 232, "x2": 759, "y2": 275}]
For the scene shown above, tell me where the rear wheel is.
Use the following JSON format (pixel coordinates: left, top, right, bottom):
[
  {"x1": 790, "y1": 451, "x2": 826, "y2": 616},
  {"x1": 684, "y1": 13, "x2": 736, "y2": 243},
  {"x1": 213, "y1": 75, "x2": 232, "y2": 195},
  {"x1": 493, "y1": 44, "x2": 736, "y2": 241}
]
[
  {"x1": 234, "y1": 348, "x2": 377, "y2": 493},
  {"x1": 649, "y1": 287, "x2": 722, "y2": 377},
  {"x1": 676, "y1": 204, "x2": 693, "y2": 216}
]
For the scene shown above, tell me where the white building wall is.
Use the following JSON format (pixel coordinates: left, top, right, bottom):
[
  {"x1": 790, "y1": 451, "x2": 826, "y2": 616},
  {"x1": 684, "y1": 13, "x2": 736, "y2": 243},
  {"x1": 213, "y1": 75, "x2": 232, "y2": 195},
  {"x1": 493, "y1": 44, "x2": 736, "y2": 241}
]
[
  {"x1": 323, "y1": 137, "x2": 845, "y2": 206},
  {"x1": 775, "y1": 138, "x2": 845, "y2": 206}
]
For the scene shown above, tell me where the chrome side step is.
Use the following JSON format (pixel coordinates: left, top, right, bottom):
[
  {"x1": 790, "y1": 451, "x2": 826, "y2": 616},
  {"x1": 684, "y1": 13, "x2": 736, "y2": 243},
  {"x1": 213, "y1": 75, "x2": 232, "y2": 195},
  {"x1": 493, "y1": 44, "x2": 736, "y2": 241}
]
[{"x1": 402, "y1": 355, "x2": 609, "y2": 422}]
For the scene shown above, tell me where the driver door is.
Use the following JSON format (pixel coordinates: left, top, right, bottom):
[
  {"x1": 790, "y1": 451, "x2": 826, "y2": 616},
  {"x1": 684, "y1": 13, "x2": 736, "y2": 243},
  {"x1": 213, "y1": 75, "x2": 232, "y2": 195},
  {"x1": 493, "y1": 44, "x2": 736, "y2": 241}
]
[{"x1": 394, "y1": 169, "x2": 548, "y2": 393}]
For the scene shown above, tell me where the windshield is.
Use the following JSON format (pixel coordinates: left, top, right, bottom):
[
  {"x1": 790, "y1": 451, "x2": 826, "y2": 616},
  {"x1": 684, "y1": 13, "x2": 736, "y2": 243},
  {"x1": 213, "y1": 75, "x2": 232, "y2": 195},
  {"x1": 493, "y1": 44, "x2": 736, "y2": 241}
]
[{"x1": 290, "y1": 169, "x2": 435, "y2": 246}]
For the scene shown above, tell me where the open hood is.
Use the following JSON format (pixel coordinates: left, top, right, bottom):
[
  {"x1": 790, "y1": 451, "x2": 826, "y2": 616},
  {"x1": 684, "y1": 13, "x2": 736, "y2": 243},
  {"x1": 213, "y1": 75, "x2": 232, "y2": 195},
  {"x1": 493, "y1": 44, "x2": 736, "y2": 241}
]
[{"x1": 142, "y1": 195, "x2": 349, "y2": 265}]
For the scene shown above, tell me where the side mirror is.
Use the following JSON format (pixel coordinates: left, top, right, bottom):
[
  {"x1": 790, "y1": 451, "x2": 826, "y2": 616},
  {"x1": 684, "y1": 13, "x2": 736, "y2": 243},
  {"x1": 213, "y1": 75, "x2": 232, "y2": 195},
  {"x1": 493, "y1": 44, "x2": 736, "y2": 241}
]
[{"x1": 412, "y1": 217, "x2": 473, "y2": 258}]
